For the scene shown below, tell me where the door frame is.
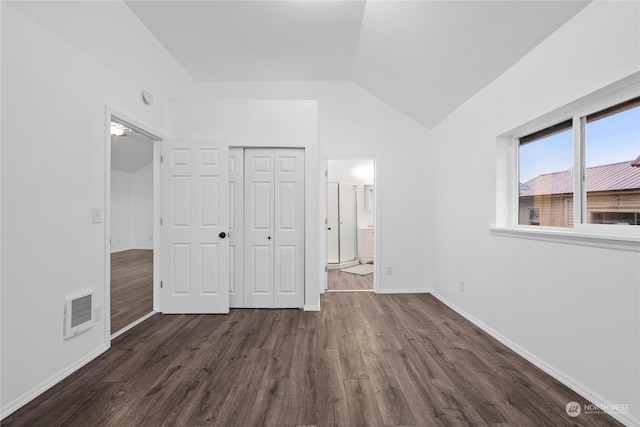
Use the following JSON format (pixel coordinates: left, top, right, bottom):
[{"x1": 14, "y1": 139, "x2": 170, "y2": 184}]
[
  {"x1": 322, "y1": 156, "x2": 378, "y2": 293},
  {"x1": 104, "y1": 107, "x2": 165, "y2": 342}
]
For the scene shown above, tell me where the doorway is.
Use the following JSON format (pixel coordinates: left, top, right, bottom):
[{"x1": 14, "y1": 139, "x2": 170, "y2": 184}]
[
  {"x1": 325, "y1": 158, "x2": 375, "y2": 292},
  {"x1": 108, "y1": 115, "x2": 161, "y2": 337}
]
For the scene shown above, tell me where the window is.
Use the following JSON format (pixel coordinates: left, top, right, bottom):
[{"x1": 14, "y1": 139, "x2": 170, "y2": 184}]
[
  {"x1": 518, "y1": 121, "x2": 573, "y2": 227},
  {"x1": 584, "y1": 99, "x2": 640, "y2": 226},
  {"x1": 516, "y1": 96, "x2": 640, "y2": 230}
]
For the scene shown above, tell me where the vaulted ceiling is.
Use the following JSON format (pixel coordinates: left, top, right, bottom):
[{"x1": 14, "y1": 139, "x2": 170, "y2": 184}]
[{"x1": 125, "y1": 1, "x2": 589, "y2": 128}]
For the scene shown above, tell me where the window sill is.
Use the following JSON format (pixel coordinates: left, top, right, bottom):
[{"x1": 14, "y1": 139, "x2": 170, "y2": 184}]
[{"x1": 490, "y1": 227, "x2": 640, "y2": 252}]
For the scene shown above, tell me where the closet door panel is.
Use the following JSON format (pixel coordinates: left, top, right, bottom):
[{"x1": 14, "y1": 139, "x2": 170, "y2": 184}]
[
  {"x1": 244, "y1": 149, "x2": 275, "y2": 308},
  {"x1": 251, "y1": 245, "x2": 272, "y2": 294},
  {"x1": 228, "y1": 148, "x2": 244, "y2": 308},
  {"x1": 274, "y1": 149, "x2": 305, "y2": 308}
]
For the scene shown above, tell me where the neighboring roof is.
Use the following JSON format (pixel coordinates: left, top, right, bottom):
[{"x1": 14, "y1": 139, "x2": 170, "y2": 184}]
[
  {"x1": 631, "y1": 155, "x2": 640, "y2": 167},
  {"x1": 520, "y1": 160, "x2": 640, "y2": 197}
]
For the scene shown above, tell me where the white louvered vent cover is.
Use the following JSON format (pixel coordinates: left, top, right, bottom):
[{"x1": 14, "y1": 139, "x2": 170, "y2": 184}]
[{"x1": 63, "y1": 291, "x2": 94, "y2": 339}]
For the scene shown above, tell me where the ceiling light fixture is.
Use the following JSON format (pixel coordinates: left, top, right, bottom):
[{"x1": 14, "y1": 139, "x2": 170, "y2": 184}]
[
  {"x1": 353, "y1": 164, "x2": 374, "y2": 180},
  {"x1": 110, "y1": 122, "x2": 131, "y2": 137}
]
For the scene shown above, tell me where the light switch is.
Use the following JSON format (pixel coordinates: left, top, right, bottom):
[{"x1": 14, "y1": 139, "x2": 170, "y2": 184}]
[
  {"x1": 93, "y1": 304, "x2": 102, "y2": 321},
  {"x1": 92, "y1": 208, "x2": 102, "y2": 223}
]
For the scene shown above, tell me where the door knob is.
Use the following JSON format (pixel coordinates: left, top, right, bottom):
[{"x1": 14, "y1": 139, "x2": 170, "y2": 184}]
[
  {"x1": 219, "y1": 232, "x2": 227, "y2": 238},
  {"x1": 268, "y1": 236, "x2": 271, "y2": 240}
]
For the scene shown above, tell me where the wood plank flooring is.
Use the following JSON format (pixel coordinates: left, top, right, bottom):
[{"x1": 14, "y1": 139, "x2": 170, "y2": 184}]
[
  {"x1": 110, "y1": 249, "x2": 153, "y2": 333},
  {"x1": 3, "y1": 293, "x2": 622, "y2": 427},
  {"x1": 328, "y1": 268, "x2": 373, "y2": 291}
]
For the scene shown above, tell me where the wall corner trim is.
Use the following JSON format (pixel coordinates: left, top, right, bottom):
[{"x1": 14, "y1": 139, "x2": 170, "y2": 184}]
[
  {"x1": 0, "y1": 344, "x2": 110, "y2": 421},
  {"x1": 431, "y1": 291, "x2": 639, "y2": 427},
  {"x1": 303, "y1": 304, "x2": 321, "y2": 312}
]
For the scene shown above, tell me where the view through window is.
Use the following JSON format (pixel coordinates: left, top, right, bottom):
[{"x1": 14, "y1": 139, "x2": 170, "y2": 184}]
[
  {"x1": 518, "y1": 97, "x2": 640, "y2": 227},
  {"x1": 518, "y1": 123, "x2": 574, "y2": 227},
  {"x1": 585, "y1": 101, "x2": 640, "y2": 225}
]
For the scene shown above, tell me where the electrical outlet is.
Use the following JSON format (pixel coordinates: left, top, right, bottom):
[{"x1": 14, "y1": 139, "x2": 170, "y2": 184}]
[
  {"x1": 386, "y1": 266, "x2": 393, "y2": 275},
  {"x1": 93, "y1": 305, "x2": 102, "y2": 321},
  {"x1": 459, "y1": 280, "x2": 465, "y2": 292}
]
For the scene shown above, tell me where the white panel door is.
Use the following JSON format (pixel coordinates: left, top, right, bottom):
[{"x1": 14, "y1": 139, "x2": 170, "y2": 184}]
[
  {"x1": 160, "y1": 140, "x2": 229, "y2": 314},
  {"x1": 243, "y1": 148, "x2": 305, "y2": 308},
  {"x1": 228, "y1": 148, "x2": 244, "y2": 308},
  {"x1": 327, "y1": 182, "x2": 339, "y2": 264},
  {"x1": 244, "y1": 149, "x2": 275, "y2": 308},
  {"x1": 274, "y1": 149, "x2": 305, "y2": 308}
]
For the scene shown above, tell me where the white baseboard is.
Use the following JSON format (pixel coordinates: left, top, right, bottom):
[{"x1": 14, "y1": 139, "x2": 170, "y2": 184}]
[
  {"x1": 0, "y1": 344, "x2": 109, "y2": 421},
  {"x1": 376, "y1": 288, "x2": 431, "y2": 294},
  {"x1": 431, "y1": 291, "x2": 639, "y2": 427},
  {"x1": 303, "y1": 304, "x2": 321, "y2": 311},
  {"x1": 111, "y1": 311, "x2": 156, "y2": 340}
]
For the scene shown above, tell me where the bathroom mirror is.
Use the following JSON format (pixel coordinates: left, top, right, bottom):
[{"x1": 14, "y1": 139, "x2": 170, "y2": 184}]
[{"x1": 364, "y1": 185, "x2": 374, "y2": 212}]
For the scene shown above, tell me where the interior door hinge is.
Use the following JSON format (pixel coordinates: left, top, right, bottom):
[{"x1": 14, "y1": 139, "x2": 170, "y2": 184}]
[
  {"x1": 160, "y1": 155, "x2": 163, "y2": 163},
  {"x1": 160, "y1": 218, "x2": 163, "y2": 226},
  {"x1": 325, "y1": 170, "x2": 328, "y2": 177},
  {"x1": 160, "y1": 281, "x2": 163, "y2": 289},
  {"x1": 325, "y1": 265, "x2": 328, "y2": 273}
]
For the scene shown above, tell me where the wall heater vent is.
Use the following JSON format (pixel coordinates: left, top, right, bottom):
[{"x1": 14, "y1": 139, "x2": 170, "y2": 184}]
[{"x1": 63, "y1": 291, "x2": 94, "y2": 339}]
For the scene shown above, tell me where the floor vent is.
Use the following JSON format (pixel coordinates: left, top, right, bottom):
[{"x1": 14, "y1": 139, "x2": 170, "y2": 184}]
[{"x1": 64, "y1": 291, "x2": 94, "y2": 339}]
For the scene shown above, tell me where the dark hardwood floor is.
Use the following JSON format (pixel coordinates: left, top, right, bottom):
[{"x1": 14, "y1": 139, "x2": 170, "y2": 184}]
[
  {"x1": 328, "y1": 268, "x2": 373, "y2": 291},
  {"x1": 111, "y1": 249, "x2": 153, "y2": 333},
  {"x1": 2, "y1": 293, "x2": 622, "y2": 427}
]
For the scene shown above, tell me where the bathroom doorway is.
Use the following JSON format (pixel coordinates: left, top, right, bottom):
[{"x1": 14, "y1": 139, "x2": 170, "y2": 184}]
[{"x1": 325, "y1": 158, "x2": 375, "y2": 292}]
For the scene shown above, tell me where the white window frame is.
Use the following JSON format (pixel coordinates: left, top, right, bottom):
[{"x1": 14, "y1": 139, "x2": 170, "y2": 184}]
[{"x1": 492, "y1": 73, "x2": 640, "y2": 252}]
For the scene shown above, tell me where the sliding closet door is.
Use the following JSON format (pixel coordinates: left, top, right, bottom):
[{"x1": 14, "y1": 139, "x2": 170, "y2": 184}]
[
  {"x1": 244, "y1": 150, "x2": 275, "y2": 308},
  {"x1": 228, "y1": 148, "x2": 244, "y2": 308},
  {"x1": 274, "y1": 149, "x2": 304, "y2": 308},
  {"x1": 244, "y1": 148, "x2": 305, "y2": 308}
]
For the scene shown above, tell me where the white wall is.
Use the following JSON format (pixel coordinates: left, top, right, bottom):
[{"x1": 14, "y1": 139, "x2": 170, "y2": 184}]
[
  {"x1": 0, "y1": 2, "x2": 190, "y2": 418},
  {"x1": 132, "y1": 164, "x2": 154, "y2": 250},
  {"x1": 110, "y1": 165, "x2": 154, "y2": 252},
  {"x1": 176, "y1": 81, "x2": 432, "y2": 294},
  {"x1": 430, "y1": 2, "x2": 640, "y2": 425},
  {"x1": 110, "y1": 171, "x2": 134, "y2": 252}
]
